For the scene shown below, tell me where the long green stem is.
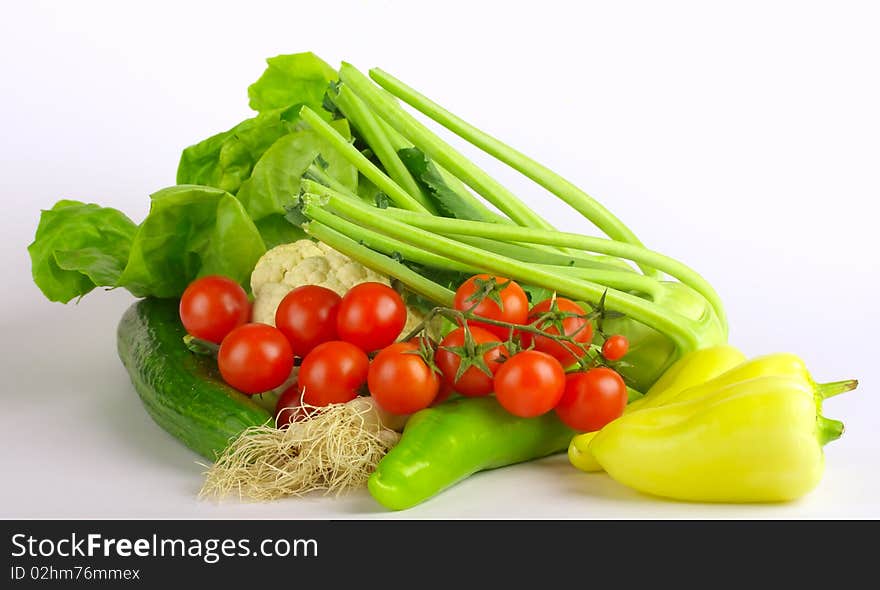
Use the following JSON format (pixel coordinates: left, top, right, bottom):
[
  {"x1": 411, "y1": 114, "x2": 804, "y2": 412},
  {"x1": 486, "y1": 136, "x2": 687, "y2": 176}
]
[
  {"x1": 378, "y1": 115, "x2": 411, "y2": 151},
  {"x1": 305, "y1": 205, "x2": 476, "y2": 274},
  {"x1": 339, "y1": 63, "x2": 557, "y2": 232},
  {"x1": 452, "y1": 235, "x2": 638, "y2": 273},
  {"x1": 303, "y1": 222, "x2": 455, "y2": 306},
  {"x1": 304, "y1": 164, "x2": 366, "y2": 201},
  {"x1": 369, "y1": 68, "x2": 656, "y2": 271},
  {"x1": 305, "y1": 201, "x2": 659, "y2": 298},
  {"x1": 299, "y1": 175, "x2": 561, "y2": 259},
  {"x1": 301, "y1": 190, "x2": 700, "y2": 350},
  {"x1": 535, "y1": 266, "x2": 661, "y2": 299},
  {"x1": 331, "y1": 85, "x2": 432, "y2": 211},
  {"x1": 379, "y1": 207, "x2": 727, "y2": 333},
  {"x1": 299, "y1": 107, "x2": 428, "y2": 213},
  {"x1": 377, "y1": 113, "x2": 509, "y2": 224}
]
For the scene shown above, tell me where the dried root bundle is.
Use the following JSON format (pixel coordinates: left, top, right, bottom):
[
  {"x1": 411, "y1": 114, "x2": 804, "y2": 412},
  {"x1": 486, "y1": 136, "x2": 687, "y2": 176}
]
[{"x1": 199, "y1": 398, "x2": 400, "y2": 501}]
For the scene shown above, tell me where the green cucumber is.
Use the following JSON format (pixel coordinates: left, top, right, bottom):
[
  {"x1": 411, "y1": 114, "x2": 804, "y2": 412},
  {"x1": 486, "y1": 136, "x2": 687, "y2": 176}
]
[{"x1": 117, "y1": 298, "x2": 272, "y2": 459}]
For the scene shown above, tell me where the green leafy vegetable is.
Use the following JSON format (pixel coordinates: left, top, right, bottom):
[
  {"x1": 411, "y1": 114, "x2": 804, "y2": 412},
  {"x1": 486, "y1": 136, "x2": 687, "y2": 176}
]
[
  {"x1": 235, "y1": 120, "x2": 357, "y2": 248},
  {"x1": 176, "y1": 108, "x2": 299, "y2": 194},
  {"x1": 247, "y1": 52, "x2": 338, "y2": 116},
  {"x1": 118, "y1": 185, "x2": 265, "y2": 297},
  {"x1": 177, "y1": 52, "x2": 338, "y2": 197},
  {"x1": 28, "y1": 200, "x2": 138, "y2": 303},
  {"x1": 236, "y1": 124, "x2": 356, "y2": 214},
  {"x1": 398, "y1": 147, "x2": 497, "y2": 222}
]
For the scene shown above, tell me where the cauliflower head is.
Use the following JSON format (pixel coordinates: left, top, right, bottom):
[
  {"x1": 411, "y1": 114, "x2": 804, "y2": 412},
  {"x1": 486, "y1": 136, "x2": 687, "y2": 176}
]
[{"x1": 250, "y1": 240, "x2": 426, "y2": 335}]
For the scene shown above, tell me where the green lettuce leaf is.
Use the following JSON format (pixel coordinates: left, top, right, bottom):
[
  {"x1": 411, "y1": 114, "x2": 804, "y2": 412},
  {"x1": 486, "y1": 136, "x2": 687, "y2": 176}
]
[
  {"x1": 235, "y1": 120, "x2": 357, "y2": 248},
  {"x1": 28, "y1": 200, "x2": 138, "y2": 303},
  {"x1": 176, "y1": 108, "x2": 299, "y2": 194},
  {"x1": 117, "y1": 185, "x2": 265, "y2": 297},
  {"x1": 247, "y1": 52, "x2": 338, "y2": 115}
]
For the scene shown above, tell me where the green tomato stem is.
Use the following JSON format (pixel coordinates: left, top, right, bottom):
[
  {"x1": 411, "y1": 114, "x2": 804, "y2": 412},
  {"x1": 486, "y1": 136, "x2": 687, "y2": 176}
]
[
  {"x1": 339, "y1": 63, "x2": 557, "y2": 232},
  {"x1": 303, "y1": 221, "x2": 454, "y2": 306},
  {"x1": 400, "y1": 305, "x2": 600, "y2": 362},
  {"x1": 369, "y1": 67, "x2": 659, "y2": 279}
]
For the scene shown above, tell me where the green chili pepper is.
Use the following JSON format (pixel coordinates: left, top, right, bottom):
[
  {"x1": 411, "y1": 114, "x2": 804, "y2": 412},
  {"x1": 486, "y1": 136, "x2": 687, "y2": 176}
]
[{"x1": 368, "y1": 397, "x2": 574, "y2": 510}]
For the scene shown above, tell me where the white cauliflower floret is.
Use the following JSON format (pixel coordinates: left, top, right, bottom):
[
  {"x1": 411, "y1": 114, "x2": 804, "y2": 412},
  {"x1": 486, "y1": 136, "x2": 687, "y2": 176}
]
[
  {"x1": 250, "y1": 239, "x2": 426, "y2": 335},
  {"x1": 250, "y1": 283, "x2": 294, "y2": 331}
]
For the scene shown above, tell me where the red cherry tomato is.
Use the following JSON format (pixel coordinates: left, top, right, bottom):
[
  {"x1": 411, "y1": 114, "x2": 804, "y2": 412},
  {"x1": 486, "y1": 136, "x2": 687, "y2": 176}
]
[
  {"x1": 179, "y1": 275, "x2": 250, "y2": 344},
  {"x1": 555, "y1": 368, "x2": 627, "y2": 432},
  {"x1": 522, "y1": 298, "x2": 593, "y2": 367},
  {"x1": 274, "y1": 383, "x2": 304, "y2": 427},
  {"x1": 601, "y1": 335, "x2": 630, "y2": 361},
  {"x1": 434, "y1": 326, "x2": 505, "y2": 397},
  {"x1": 493, "y1": 350, "x2": 566, "y2": 418},
  {"x1": 298, "y1": 341, "x2": 369, "y2": 407},
  {"x1": 336, "y1": 282, "x2": 407, "y2": 352},
  {"x1": 368, "y1": 342, "x2": 440, "y2": 415},
  {"x1": 453, "y1": 274, "x2": 529, "y2": 340},
  {"x1": 218, "y1": 323, "x2": 293, "y2": 394},
  {"x1": 275, "y1": 285, "x2": 342, "y2": 357}
]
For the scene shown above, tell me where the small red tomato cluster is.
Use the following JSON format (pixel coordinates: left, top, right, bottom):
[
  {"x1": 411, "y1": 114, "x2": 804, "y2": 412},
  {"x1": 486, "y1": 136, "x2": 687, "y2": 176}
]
[
  {"x1": 180, "y1": 277, "x2": 413, "y2": 424},
  {"x1": 179, "y1": 275, "x2": 294, "y2": 394},
  {"x1": 448, "y1": 274, "x2": 629, "y2": 431},
  {"x1": 180, "y1": 273, "x2": 630, "y2": 434}
]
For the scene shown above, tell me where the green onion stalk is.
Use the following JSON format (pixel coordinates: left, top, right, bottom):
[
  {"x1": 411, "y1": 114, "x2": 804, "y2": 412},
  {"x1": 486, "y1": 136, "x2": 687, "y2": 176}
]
[{"x1": 293, "y1": 69, "x2": 728, "y2": 391}]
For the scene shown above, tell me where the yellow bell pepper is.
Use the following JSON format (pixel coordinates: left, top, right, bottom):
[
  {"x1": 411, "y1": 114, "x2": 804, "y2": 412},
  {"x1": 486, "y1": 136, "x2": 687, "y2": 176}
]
[
  {"x1": 589, "y1": 373, "x2": 852, "y2": 502},
  {"x1": 569, "y1": 345, "x2": 747, "y2": 472}
]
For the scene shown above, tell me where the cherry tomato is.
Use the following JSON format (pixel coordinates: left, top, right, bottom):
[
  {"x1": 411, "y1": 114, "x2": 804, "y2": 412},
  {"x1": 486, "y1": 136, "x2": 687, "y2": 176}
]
[
  {"x1": 434, "y1": 327, "x2": 505, "y2": 397},
  {"x1": 218, "y1": 323, "x2": 293, "y2": 394},
  {"x1": 522, "y1": 297, "x2": 593, "y2": 367},
  {"x1": 453, "y1": 274, "x2": 528, "y2": 340},
  {"x1": 336, "y1": 282, "x2": 407, "y2": 352},
  {"x1": 555, "y1": 368, "x2": 627, "y2": 432},
  {"x1": 368, "y1": 342, "x2": 440, "y2": 415},
  {"x1": 493, "y1": 350, "x2": 565, "y2": 418},
  {"x1": 275, "y1": 285, "x2": 342, "y2": 357},
  {"x1": 601, "y1": 335, "x2": 630, "y2": 361},
  {"x1": 274, "y1": 383, "x2": 304, "y2": 427},
  {"x1": 298, "y1": 341, "x2": 369, "y2": 407},
  {"x1": 179, "y1": 275, "x2": 250, "y2": 344}
]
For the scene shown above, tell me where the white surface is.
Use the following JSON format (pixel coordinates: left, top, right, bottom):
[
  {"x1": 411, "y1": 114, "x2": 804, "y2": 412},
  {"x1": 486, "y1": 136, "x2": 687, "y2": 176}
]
[{"x1": 1, "y1": 0, "x2": 878, "y2": 519}]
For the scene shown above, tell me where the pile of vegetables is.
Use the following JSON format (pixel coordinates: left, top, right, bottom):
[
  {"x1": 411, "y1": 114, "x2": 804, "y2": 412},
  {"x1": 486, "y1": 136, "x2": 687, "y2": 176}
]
[{"x1": 29, "y1": 52, "x2": 856, "y2": 508}]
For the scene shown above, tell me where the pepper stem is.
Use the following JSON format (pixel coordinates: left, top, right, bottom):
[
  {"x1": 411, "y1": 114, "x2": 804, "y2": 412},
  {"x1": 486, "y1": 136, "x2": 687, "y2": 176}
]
[
  {"x1": 817, "y1": 415, "x2": 845, "y2": 445},
  {"x1": 815, "y1": 379, "x2": 859, "y2": 400}
]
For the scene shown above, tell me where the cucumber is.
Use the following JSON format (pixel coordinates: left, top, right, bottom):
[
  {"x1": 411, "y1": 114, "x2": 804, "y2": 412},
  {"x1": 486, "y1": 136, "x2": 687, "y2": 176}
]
[{"x1": 117, "y1": 298, "x2": 272, "y2": 460}]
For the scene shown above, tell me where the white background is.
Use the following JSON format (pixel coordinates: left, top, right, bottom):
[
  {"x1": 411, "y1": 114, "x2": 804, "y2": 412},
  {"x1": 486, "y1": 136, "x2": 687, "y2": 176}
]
[{"x1": 1, "y1": 0, "x2": 877, "y2": 518}]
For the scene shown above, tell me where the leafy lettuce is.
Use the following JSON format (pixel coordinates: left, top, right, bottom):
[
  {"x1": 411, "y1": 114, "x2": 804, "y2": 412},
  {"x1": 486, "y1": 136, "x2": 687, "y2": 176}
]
[
  {"x1": 29, "y1": 186, "x2": 266, "y2": 302},
  {"x1": 30, "y1": 52, "x2": 359, "y2": 303},
  {"x1": 28, "y1": 200, "x2": 138, "y2": 303}
]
